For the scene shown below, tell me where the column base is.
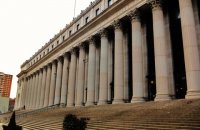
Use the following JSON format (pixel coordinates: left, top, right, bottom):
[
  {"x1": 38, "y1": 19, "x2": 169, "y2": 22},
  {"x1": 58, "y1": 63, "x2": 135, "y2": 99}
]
[
  {"x1": 186, "y1": 91, "x2": 200, "y2": 99},
  {"x1": 85, "y1": 101, "x2": 95, "y2": 106},
  {"x1": 60, "y1": 103, "x2": 66, "y2": 108},
  {"x1": 154, "y1": 94, "x2": 172, "y2": 101},
  {"x1": 75, "y1": 103, "x2": 84, "y2": 107},
  {"x1": 66, "y1": 103, "x2": 74, "y2": 107},
  {"x1": 112, "y1": 99, "x2": 124, "y2": 104},
  {"x1": 97, "y1": 100, "x2": 108, "y2": 105},
  {"x1": 131, "y1": 97, "x2": 145, "y2": 103}
]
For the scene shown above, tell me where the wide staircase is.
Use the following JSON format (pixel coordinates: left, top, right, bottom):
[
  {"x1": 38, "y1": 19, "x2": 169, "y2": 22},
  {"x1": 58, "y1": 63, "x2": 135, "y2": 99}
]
[{"x1": 6, "y1": 99, "x2": 200, "y2": 129}]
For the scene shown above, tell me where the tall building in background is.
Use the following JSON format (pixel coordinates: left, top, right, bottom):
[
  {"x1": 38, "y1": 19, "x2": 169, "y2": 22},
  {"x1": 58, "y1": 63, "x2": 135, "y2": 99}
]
[
  {"x1": 0, "y1": 72, "x2": 12, "y2": 97},
  {"x1": 0, "y1": 72, "x2": 13, "y2": 113}
]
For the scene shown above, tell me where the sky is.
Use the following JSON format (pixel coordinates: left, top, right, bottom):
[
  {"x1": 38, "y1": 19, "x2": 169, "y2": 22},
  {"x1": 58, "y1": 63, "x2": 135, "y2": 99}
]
[{"x1": 0, "y1": 0, "x2": 93, "y2": 99}]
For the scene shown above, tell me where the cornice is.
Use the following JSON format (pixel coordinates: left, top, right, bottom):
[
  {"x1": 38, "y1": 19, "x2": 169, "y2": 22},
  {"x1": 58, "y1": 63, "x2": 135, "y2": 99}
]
[
  {"x1": 25, "y1": 0, "x2": 102, "y2": 64},
  {"x1": 23, "y1": 0, "x2": 147, "y2": 74}
]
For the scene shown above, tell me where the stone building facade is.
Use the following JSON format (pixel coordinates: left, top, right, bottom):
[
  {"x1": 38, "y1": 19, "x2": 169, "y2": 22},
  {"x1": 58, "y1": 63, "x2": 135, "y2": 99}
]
[{"x1": 15, "y1": 0, "x2": 200, "y2": 110}]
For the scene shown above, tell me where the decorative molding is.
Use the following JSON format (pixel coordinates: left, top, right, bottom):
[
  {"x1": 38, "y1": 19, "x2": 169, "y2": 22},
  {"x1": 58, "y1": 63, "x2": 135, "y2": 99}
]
[
  {"x1": 113, "y1": 19, "x2": 122, "y2": 30},
  {"x1": 78, "y1": 43, "x2": 87, "y2": 49},
  {"x1": 128, "y1": 9, "x2": 140, "y2": 22},
  {"x1": 88, "y1": 36, "x2": 96, "y2": 45},
  {"x1": 99, "y1": 28, "x2": 108, "y2": 37},
  {"x1": 149, "y1": 0, "x2": 162, "y2": 10},
  {"x1": 70, "y1": 48, "x2": 78, "y2": 54}
]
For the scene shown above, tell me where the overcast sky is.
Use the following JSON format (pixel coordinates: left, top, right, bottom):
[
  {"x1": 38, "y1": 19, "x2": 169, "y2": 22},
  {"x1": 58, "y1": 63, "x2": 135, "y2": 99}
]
[{"x1": 0, "y1": 0, "x2": 93, "y2": 98}]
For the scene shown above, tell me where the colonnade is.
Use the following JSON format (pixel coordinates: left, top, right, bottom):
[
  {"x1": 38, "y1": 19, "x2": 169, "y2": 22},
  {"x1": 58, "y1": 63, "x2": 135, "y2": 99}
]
[{"x1": 17, "y1": 0, "x2": 200, "y2": 109}]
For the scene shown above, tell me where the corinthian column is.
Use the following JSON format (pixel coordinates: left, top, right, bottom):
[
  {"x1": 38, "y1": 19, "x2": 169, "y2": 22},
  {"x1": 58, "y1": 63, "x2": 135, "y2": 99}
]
[
  {"x1": 21, "y1": 78, "x2": 26, "y2": 107},
  {"x1": 35, "y1": 69, "x2": 42, "y2": 109},
  {"x1": 113, "y1": 20, "x2": 124, "y2": 104},
  {"x1": 33, "y1": 70, "x2": 42, "y2": 109},
  {"x1": 129, "y1": 10, "x2": 145, "y2": 103},
  {"x1": 179, "y1": 0, "x2": 200, "y2": 99},
  {"x1": 27, "y1": 76, "x2": 33, "y2": 109},
  {"x1": 54, "y1": 57, "x2": 63, "y2": 105},
  {"x1": 150, "y1": 0, "x2": 171, "y2": 101},
  {"x1": 76, "y1": 44, "x2": 86, "y2": 106},
  {"x1": 30, "y1": 73, "x2": 36, "y2": 109},
  {"x1": 44, "y1": 63, "x2": 52, "y2": 107},
  {"x1": 98, "y1": 29, "x2": 109, "y2": 105},
  {"x1": 25, "y1": 77, "x2": 30, "y2": 107},
  {"x1": 60, "y1": 53, "x2": 70, "y2": 107},
  {"x1": 39, "y1": 66, "x2": 47, "y2": 108},
  {"x1": 85, "y1": 37, "x2": 96, "y2": 106},
  {"x1": 67, "y1": 48, "x2": 77, "y2": 107},
  {"x1": 48, "y1": 60, "x2": 57, "y2": 106}
]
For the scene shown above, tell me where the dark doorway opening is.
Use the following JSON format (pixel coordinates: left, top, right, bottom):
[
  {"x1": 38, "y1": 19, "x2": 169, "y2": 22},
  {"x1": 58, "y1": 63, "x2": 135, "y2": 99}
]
[{"x1": 168, "y1": 0, "x2": 187, "y2": 99}]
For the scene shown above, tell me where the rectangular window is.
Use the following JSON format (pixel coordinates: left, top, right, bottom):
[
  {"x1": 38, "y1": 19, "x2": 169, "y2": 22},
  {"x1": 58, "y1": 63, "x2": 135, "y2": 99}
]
[
  {"x1": 57, "y1": 40, "x2": 59, "y2": 45},
  {"x1": 96, "y1": 8, "x2": 100, "y2": 16},
  {"x1": 108, "y1": 0, "x2": 112, "y2": 7},
  {"x1": 77, "y1": 24, "x2": 80, "y2": 30},
  {"x1": 63, "y1": 36, "x2": 65, "y2": 41},
  {"x1": 69, "y1": 30, "x2": 72, "y2": 36},
  {"x1": 85, "y1": 17, "x2": 89, "y2": 24},
  {"x1": 52, "y1": 44, "x2": 54, "y2": 49}
]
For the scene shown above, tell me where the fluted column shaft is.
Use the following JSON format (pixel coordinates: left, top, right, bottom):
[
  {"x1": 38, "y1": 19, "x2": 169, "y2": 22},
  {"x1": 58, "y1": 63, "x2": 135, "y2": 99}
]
[
  {"x1": 76, "y1": 45, "x2": 86, "y2": 106},
  {"x1": 113, "y1": 20, "x2": 124, "y2": 104},
  {"x1": 39, "y1": 66, "x2": 47, "y2": 108},
  {"x1": 67, "y1": 50, "x2": 77, "y2": 106},
  {"x1": 130, "y1": 10, "x2": 145, "y2": 103},
  {"x1": 20, "y1": 79, "x2": 26, "y2": 107},
  {"x1": 98, "y1": 30, "x2": 109, "y2": 105},
  {"x1": 33, "y1": 72, "x2": 39, "y2": 109},
  {"x1": 49, "y1": 61, "x2": 57, "y2": 106},
  {"x1": 27, "y1": 76, "x2": 33, "y2": 108},
  {"x1": 30, "y1": 74, "x2": 37, "y2": 109},
  {"x1": 95, "y1": 45, "x2": 100, "y2": 103},
  {"x1": 179, "y1": 0, "x2": 200, "y2": 99},
  {"x1": 54, "y1": 58, "x2": 63, "y2": 105},
  {"x1": 151, "y1": 0, "x2": 171, "y2": 101},
  {"x1": 25, "y1": 78, "x2": 30, "y2": 107},
  {"x1": 60, "y1": 54, "x2": 70, "y2": 106},
  {"x1": 44, "y1": 64, "x2": 52, "y2": 107},
  {"x1": 86, "y1": 38, "x2": 96, "y2": 106},
  {"x1": 35, "y1": 70, "x2": 42, "y2": 108}
]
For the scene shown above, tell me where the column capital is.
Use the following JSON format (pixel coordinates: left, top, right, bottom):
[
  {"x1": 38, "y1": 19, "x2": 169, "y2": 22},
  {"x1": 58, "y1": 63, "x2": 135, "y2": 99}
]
[
  {"x1": 34, "y1": 71, "x2": 38, "y2": 76},
  {"x1": 39, "y1": 68, "x2": 43, "y2": 72},
  {"x1": 99, "y1": 29, "x2": 108, "y2": 38},
  {"x1": 43, "y1": 65, "x2": 47, "y2": 69},
  {"x1": 112, "y1": 19, "x2": 122, "y2": 30},
  {"x1": 57, "y1": 56, "x2": 63, "y2": 62},
  {"x1": 47, "y1": 62, "x2": 52, "y2": 67},
  {"x1": 70, "y1": 47, "x2": 78, "y2": 54},
  {"x1": 149, "y1": 0, "x2": 162, "y2": 10},
  {"x1": 78, "y1": 43, "x2": 86, "y2": 49},
  {"x1": 88, "y1": 36, "x2": 96, "y2": 45},
  {"x1": 51, "y1": 59, "x2": 57, "y2": 64},
  {"x1": 128, "y1": 9, "x2": 140, "y2": 22},
  {"x1": 63, "y1": 52, "x2": 70, "y2": 58}
]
